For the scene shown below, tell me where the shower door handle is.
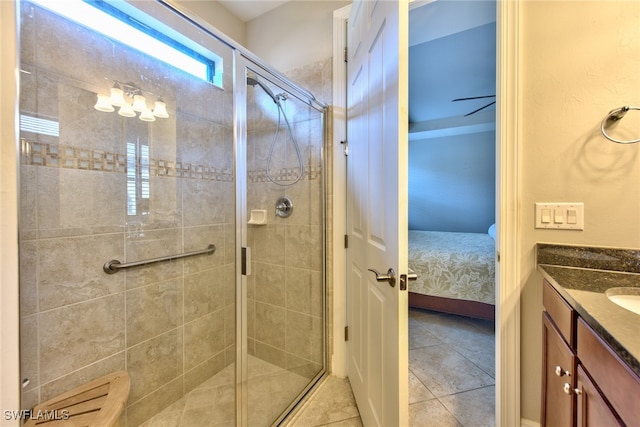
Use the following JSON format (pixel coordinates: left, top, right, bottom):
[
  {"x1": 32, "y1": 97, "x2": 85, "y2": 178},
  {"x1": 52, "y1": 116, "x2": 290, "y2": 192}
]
[{"x1": 368, "y1": 268, "x2": 396, "y2": 288}]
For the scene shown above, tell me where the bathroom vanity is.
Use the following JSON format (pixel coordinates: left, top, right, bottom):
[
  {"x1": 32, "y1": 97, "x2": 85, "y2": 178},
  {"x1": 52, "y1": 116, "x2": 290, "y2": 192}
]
[{"x1": 537, "y1": 244, "x2": 640, "y2": 427}]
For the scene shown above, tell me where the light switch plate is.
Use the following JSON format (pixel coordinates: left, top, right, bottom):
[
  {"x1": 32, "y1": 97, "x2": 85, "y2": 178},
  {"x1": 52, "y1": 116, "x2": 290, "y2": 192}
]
[{"x1": 535, "y1": 202, "x2": 584, "y2": 230}]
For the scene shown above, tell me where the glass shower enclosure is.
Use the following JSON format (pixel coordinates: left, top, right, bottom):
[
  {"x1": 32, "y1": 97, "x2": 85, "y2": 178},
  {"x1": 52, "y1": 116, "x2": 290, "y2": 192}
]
[{"x1": 16, "y1": 1, "x2": 326, "y2": 425}]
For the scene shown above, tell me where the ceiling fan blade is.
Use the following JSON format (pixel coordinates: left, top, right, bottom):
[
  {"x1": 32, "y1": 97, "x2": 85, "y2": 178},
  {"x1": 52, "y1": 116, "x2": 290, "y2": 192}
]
[
  {"x1": 464, "y1": 100, "x2": 496, "y2": 117},
  {"x1": 452, "y1": 95, "x2": 496, "y2": 102}
]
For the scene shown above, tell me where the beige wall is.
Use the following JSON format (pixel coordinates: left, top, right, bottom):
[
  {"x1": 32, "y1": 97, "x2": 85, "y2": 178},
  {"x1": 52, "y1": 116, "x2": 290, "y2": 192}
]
[
  {"x1": 246, "y1": 1, "x2": 350, "y2": 73},
  {"x1": 174, "y1": 0, "x2": 247, "y2": 46},
  {"x1": 1, "y1": 1, "x2": 21, "y2": 424},
  {"x1": 519, "y1": 1, "x2": 640, "y2": 422}
]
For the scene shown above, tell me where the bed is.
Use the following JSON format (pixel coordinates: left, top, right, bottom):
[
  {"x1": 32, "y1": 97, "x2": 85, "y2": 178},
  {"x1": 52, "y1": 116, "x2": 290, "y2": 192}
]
[{"x1": 408, "y1": 227, "x2": 496, "y2": 320}]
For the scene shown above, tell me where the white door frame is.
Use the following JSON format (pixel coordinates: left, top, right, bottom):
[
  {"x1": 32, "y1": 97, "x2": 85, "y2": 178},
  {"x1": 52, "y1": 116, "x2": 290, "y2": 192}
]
[{"x1": 331, "y1": 1, "x2": 522, "y2": 425}]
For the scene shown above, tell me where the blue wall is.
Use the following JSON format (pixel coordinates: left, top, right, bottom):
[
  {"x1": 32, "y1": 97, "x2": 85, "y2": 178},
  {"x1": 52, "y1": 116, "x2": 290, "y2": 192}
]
[{"x1": 408, "y1": 131, "x2": 495, "y2": 233}]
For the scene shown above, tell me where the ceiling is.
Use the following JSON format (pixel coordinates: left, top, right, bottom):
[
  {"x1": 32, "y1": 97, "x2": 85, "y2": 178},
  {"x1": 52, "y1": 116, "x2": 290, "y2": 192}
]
[
  {"x1": 218, "y1": 0, "x2": 288, "y2": 22},
  {"x1": 408, "y1": 1, "x2": 497, "y2": 131}
]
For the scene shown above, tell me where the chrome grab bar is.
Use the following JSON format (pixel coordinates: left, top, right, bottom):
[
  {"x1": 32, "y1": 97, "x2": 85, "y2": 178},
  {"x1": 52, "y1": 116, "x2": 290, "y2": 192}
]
[{"x1": 103, "y1": 244, "x2": 216, "y2": 274}]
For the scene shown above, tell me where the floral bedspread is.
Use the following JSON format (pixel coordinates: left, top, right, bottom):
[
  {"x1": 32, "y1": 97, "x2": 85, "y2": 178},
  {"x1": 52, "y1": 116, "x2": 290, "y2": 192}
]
[{"x1": 408, "y1": 230, "x2": 495, "y2": 305}]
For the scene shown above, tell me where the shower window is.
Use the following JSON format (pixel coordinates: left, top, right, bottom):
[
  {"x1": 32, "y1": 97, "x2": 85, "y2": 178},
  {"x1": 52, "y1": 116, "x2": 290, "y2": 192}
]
[{"x1": 28, "y1": 0, "x2": 220, "y2": 85}]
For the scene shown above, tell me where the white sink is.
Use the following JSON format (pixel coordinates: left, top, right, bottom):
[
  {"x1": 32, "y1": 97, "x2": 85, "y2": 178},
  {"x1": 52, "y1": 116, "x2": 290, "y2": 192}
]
[{"x1": 606, "y1": 287, "x2": 640, "y2": 315}]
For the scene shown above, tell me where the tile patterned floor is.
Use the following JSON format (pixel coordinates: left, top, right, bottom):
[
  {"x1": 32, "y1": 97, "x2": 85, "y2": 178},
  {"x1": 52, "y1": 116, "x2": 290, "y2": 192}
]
[
  {"x1": 139, "y1": 356, "x2": 310, "y2": 427},
  {"x1": 408, "y1": 307, "x2": 495, "y2": 427},
  {"x1": 140, "y1": 308, "x2": 494, "y2": 426},
  {"x1": 292, "y1": 307, "x2": 495, "y2": 427}
]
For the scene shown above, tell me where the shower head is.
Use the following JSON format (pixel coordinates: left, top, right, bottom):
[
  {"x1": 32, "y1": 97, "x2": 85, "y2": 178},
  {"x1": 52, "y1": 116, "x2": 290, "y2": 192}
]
[{"x1": 247, "y1": 72, "x2": 278, "y2": 104}]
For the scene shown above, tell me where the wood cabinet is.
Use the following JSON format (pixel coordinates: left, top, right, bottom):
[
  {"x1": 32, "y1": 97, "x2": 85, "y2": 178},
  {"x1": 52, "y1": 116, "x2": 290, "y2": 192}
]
[
  {"x1": 542, "y1": 280, "x2": 639, "y2": 427},
  {"x1": 541, "y1": 312, "x2": 575, "y2": 427},
  {"x1": 575, "y1": 365, "x2": 621, "y2": 427}
]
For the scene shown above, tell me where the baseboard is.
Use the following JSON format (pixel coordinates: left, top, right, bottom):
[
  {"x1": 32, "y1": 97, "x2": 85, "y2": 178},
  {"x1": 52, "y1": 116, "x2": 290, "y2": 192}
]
[{"x1": 521, "y1": 418, "x2": 541, "y2": 427}]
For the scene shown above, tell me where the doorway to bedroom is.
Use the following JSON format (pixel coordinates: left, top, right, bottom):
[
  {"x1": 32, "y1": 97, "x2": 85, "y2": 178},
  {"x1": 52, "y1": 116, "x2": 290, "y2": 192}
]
[{"x1": 407, "y1": 0, "x2": 497, "y2": 424}]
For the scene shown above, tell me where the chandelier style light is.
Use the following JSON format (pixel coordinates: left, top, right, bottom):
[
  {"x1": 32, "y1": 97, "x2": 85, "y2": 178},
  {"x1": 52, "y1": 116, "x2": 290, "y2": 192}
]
[{"x1": 94, "y1": 81, "x2": 169, "y2": 122}]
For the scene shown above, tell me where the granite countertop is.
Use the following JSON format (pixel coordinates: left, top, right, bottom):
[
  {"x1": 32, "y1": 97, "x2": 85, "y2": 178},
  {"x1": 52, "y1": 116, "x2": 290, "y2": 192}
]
[{"x1": 537, "y1": 244, "x2": 640, "y2": 378}]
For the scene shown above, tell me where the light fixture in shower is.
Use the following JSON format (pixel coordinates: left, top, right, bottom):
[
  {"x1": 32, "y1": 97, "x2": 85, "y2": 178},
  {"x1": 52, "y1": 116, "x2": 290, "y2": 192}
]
[{"x1": 94, "y1": 81, "x2": 169, "y2": 122}]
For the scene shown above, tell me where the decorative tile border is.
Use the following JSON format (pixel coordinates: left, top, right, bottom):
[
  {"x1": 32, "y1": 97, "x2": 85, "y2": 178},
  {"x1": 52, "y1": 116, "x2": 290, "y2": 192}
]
[
  {"x1": 20, "y1": 139, "x2": 233, "y2": 182},
  {"x1": 248, "y1": 165, "x2": 322, "y2": 183},
  {"x1": 20, "y1": 139, "x2": 321, "y2": 183}
]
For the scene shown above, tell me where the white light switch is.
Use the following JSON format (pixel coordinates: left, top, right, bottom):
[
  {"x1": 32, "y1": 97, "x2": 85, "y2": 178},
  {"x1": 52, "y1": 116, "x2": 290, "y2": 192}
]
[
  {"x1": 554, "y1": 209, "x2": 564, "y2": 224},
  {"x1": 535, "y1": 203, "x2": 584, "y2": 230}
]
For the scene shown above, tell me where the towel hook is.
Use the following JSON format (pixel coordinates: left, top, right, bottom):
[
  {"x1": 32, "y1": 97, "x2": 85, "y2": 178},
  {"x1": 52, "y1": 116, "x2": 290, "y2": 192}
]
[{"x1": 600, "y1": 106, "x2": 640, "y2": 144}]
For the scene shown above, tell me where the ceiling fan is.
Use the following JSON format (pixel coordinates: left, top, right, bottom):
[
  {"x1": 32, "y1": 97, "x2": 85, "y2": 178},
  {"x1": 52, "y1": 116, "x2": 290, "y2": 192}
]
[{"x1": 452, "y1": 95, "x2": 496, "y2": 117}]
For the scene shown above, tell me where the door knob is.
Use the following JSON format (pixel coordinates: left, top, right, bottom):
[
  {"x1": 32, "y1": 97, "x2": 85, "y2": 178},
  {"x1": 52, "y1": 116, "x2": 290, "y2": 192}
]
[
  {"x1": 368, "y1": 268, "x2": 396, "y2": 287},
  {"x1": 399, "y1": 268, "x2": 419, "y2": 291}
]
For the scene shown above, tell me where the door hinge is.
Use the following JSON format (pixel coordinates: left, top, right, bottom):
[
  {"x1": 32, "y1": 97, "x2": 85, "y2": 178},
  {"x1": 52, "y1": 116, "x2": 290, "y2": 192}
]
[
  {"x1": 344, "y1": 46, "x2": 348, "y2": 63},
  {"x1": 344, "y1": 234, "x2": 348, "y2": 249},
  {"x1": 344, "y1": 326, "x2": 349, "y2": 341},
  {"x1": 340, "y1": 140, "x2": 348, "y2": 156}
]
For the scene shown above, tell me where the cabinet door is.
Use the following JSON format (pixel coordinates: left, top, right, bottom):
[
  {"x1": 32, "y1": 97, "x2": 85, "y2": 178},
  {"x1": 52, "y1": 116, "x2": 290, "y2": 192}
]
[
  {"x1": 542, "y1": 313, "x2": 576, "y2": 427},
  {"x1": 575, "y1": 365, "x2": 622, "y2": 427}
]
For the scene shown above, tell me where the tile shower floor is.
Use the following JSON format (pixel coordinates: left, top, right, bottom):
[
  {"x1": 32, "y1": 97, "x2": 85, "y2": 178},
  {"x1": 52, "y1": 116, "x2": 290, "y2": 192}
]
[
  {"x1": 139, "y1": 356, "x2": 310, "y2": 427},
  {"x1": 141, "y1": 308, "x2": 494, "y2": 427}
]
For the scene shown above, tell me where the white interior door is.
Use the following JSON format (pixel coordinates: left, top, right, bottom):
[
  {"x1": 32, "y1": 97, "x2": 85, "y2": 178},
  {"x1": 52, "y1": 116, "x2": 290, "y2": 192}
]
[{"x1": 346, "y1": 1, "x2": 408, "y2": 426}]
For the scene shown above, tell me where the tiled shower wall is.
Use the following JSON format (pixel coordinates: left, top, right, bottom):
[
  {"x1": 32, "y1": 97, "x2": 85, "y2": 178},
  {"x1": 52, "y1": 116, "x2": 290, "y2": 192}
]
[
  {"x1": 245, "y1": 59, "x2": 331, "y2": 380},
  {"x1": 18, "y1": 3, "x2": 236, "y2": 426}
]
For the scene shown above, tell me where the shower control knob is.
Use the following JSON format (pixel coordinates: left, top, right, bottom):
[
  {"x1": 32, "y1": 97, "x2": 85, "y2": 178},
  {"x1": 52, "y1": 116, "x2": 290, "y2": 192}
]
[{"x1": 275, "y1": 196, "x2": 293, "y2": 218}]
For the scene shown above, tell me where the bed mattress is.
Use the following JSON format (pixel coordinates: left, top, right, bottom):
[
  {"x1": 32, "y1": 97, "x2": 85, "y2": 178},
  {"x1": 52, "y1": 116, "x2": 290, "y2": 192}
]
[{"x1": 408, "y1": 230, "x2": 495, "y2": 305}]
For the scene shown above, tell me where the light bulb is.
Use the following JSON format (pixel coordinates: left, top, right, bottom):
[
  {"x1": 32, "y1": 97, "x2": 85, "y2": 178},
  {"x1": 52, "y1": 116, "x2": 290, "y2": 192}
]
[
  {"x1": 110, "y1": 84, "x2": 125, "y2": 107},
  {"x1": 152, "y1": 99, "x2": 169, "y2": 118},
  {"x1": 118, "y1": 103, "x2": 136, "y2": 118},
  {"x1": 132, "y1": 94, "x2": 147, "y2": 113},
  {"x1": 139, "y1": 108, "x2": 156, "y2": 122},
  {"x1": 94, "y1": 94, "x2": 114, "y2": 112}
]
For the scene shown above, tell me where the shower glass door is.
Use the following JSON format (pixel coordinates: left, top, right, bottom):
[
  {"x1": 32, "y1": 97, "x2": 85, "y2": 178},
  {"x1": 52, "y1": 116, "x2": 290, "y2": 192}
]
[
  {"x1": 242, "y1": 63, "x2": 326, "y2": 426},
  {"x1": 18, "y1": 1, "x2": 236, "y2": 425},
  {"x1": 17, "y1": 0, "x2": 326, "y2": 425}
]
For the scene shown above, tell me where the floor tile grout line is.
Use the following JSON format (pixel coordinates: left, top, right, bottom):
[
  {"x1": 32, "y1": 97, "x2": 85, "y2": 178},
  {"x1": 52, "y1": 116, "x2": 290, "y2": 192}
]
[{"x1": 408, "y1": 310, "x2": 495, "y2": 426}]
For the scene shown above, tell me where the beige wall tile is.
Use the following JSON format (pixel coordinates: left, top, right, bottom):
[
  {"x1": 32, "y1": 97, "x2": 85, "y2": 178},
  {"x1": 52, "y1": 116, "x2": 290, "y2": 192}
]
[
  {"x1": 252, "y1": 224, "x2": 286, "y2": 265},
  {"x1": 183, "y1": 225, "x2": 226, "y2": 275},
  {"x1": 184, "y1": 268, "x2": 225, "y2": 323},
  {"x1": 39, "y1": 294, "x2": 125, "y2": 384},
  {"x1": 285, "y1": 224, "x2": 322, "y2": 271},
  {"x1": 124, "y1": 228, "x2": 182, "y2": 289},
  {"x1": 183, "y1": 309, "x2": 225, "y2": 371},
  {"x1": 255, "y1": 302, "x2": 286, "y2": 348},
  {"x1": 126, "y1": 376, "x2": 184, "y2": 427},
  {"x1": 183, "y1": 350, "x2": 226, "y2": 394},
  {"x1": 254, "y1": 262, "x2": 285, "y2": 307},
  {"x1": 39, "y1": 352, "x2": 126, "y2": 403},
  {"x1": 38, "y1": 233, "x2": 124, "y2": 310},
  {"x1": 127, "y1": 329, "x2": 183, "y2": 403},
  {"x1": 127, "y1": 278, "x2": 184, "y2": 347}
]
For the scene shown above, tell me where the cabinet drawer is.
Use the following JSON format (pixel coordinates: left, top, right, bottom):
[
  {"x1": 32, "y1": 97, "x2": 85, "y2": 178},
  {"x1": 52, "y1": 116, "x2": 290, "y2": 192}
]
[
  {"x1": 577, "y1": 318, "x2": 640, "y2": 426},
  {"x1": 543, "y1": 280, "x2": 575, "y2": 347}
]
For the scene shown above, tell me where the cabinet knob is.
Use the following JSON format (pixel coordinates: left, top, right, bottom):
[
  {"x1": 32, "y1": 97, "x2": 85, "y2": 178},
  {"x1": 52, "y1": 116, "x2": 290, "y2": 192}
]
[
  {"x1": 563, "y1": 382, "x2": 582, "y2": 395},
  {"x1": 555, "y1": 365, "x2": 570, "y2": 377}
]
